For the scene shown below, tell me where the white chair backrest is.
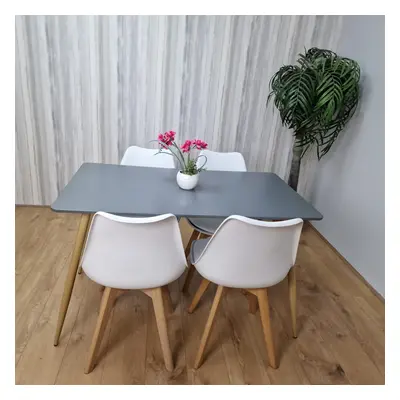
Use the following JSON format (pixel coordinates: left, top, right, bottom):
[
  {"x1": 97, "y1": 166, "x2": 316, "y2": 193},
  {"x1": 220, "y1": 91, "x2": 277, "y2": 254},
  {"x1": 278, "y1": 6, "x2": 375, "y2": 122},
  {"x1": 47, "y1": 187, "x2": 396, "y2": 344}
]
[
  {"x1": 194, "y1": 216, "x2": 303, "y2": 288},
  {"x1": 197, "y1": 150, "x2": 247, "y2": 172},
  {"x1": 121, "y1": 145, "x2": 175, "y2": 168},
  {"x1": 81, "y1": 212, "x2": 186, "y2": 289}
]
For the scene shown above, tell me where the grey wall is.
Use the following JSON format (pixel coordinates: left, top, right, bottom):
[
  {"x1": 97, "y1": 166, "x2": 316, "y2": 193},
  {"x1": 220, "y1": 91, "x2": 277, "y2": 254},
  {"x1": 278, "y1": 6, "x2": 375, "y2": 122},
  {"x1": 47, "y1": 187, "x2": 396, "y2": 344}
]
[
  {"x1": 15, "y1": 15, "x2": 343, "y2": 205},
  {"x1": 312, "y1": 16, "x2": 385, "y2": 296}
]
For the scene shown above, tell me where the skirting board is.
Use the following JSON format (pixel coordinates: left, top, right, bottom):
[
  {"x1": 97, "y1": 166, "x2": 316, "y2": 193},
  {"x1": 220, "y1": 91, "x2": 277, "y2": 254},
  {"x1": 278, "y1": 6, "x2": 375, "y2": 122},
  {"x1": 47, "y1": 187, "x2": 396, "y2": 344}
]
[{"x1": 306, "y1": 222, "x2": 384, "y2": 303}]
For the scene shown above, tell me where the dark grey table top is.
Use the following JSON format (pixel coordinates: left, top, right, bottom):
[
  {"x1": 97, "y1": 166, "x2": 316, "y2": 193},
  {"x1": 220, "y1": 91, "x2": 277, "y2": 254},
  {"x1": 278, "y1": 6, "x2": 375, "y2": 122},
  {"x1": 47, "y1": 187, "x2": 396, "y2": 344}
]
[{"x1": 51, "y1": 163, "x2": 323, "y2": 221}]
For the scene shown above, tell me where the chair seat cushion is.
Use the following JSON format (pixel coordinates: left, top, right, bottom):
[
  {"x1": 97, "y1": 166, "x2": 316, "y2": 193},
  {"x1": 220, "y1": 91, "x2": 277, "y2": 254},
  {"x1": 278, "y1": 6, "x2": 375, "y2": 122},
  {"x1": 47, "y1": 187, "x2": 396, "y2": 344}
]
[
  {"x1": 187, "y1": 217, "x2": 224, "y2": 235},
  {"x1": 190, "y1": 238, "x2": 210, "y2": 264}
]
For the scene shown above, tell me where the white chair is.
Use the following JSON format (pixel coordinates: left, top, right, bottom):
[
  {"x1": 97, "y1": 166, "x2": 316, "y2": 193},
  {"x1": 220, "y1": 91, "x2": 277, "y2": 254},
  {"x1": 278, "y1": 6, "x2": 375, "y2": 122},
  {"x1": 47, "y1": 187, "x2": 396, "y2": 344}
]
[
  {"x1": 182, "y1": 150, "x2": 247, "y2": 291},
  {"x1": 120, "y1": 145, "x2": 175, "y2": 168},
  {"x1": 187, "y1": 216, "x2": 303, "y2": 370},
  {"x1": 77, "y1": 146, "x2": 176, "y2": 275},
  {"x1": 81, "y1": 212, "x2": 186, "y2": 373}
]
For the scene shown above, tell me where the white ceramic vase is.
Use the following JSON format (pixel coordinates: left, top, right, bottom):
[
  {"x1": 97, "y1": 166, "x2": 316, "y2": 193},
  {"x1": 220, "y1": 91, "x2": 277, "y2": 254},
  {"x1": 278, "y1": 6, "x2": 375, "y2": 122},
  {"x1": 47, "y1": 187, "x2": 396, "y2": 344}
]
[{"x1": 176, "y1": 171, "x2": 199, "y2": 190}]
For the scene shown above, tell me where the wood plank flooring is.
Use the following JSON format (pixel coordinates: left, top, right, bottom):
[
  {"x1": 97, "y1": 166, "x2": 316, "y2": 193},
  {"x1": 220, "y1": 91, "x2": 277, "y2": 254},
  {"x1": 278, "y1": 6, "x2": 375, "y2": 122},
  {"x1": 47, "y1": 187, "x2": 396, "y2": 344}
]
[{"x1": 15, "y1": 207, "x2": 385, "y2": 385}]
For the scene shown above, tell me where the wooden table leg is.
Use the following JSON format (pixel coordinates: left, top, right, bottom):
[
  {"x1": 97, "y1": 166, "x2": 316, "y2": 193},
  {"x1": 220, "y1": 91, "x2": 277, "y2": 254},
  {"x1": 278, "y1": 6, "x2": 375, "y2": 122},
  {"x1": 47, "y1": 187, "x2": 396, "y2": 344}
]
[
  {"x1": 53, "y1": 213, "x2": 90, "y2": 346},
  {"x1": 78, "y1": 213, "x2": 93, "y2": 275}
]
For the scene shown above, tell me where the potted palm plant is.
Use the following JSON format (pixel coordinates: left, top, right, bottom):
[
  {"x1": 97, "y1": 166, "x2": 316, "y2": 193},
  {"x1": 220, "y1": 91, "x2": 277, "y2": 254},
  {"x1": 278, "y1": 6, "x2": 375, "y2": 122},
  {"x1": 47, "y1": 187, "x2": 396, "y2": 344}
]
[{"x1": 268, "y1": 47, "x2": 361, "y2": 191}]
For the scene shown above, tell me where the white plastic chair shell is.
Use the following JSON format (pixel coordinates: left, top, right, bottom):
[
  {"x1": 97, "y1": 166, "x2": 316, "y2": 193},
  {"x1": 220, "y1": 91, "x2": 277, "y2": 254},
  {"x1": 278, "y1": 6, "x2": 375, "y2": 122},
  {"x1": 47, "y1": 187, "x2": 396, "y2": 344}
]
[
  {"x1": 119, "y1": 145, "x2": 180, "y2": 222},
  {"x1": 81, "y1": 212, "x2": 186, "y2": 289},
  {"x1": 188, "y1": 150, "x2": 247, "y2": 234},
  {"x1": 197, "y1": 149, "x2": 247, "y2": 172},
  {"x1": 120, "y1": 145, "x2": 175, "y2": 168},
  {"x1": 192, "y1": 216, "x2": 303, "y2": 288}
]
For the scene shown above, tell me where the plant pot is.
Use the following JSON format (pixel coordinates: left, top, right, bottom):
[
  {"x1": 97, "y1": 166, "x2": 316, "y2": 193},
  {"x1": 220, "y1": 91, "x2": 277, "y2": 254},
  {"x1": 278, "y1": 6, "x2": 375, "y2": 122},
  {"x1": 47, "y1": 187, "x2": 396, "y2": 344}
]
[{"x1": 176, "y1": 171, "x2": 199, "y2": 190}]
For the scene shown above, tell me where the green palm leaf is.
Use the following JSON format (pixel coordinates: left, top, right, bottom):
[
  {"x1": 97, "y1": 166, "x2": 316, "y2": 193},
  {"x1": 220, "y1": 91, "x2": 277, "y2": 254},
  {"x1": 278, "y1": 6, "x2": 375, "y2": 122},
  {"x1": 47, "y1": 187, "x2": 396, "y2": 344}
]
[{"x1": 267, "y1": 47, "x2": 360, "y2": 161}]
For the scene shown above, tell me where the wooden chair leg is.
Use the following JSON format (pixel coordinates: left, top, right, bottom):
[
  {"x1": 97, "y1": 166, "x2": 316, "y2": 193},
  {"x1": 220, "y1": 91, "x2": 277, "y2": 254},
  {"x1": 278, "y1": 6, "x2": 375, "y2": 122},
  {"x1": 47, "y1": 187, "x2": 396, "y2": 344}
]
[
  {"x1": 78, "y1": 214, "x2": 94, "y2": 275},
  {"x1": 54, "y1": 214, "x2": 90, "y2": 346},
  {"x1": 151, "y1": 287, "x2": 174, "y2": 372},
  {"x1": 162, "y1": 285, "x2": 173, "y2": 314},
  {"x1": 240, "y1": 290, "x2": 258, "y2": 314},
  {"x1": 194, "y1": 285, "x2": 225, "y2": 369},
  {"x1": 254, "y1": 288, "x2": 277, "y2": 369},
  {"x1": 188, "y1": 279, "x2": 210, "y2": 314},
  {"x1": 85, "y1": 287, "x2": 116, "y2": 374},
  {"x1": 248, "y1": 292, "x2": 258, "y2": 314},
  {"x1": 185, "y1": 230, "x2": 200, "y2": 258},
  {"x1": 288, "y1": 267, "x2": 297, "y2": 338}
]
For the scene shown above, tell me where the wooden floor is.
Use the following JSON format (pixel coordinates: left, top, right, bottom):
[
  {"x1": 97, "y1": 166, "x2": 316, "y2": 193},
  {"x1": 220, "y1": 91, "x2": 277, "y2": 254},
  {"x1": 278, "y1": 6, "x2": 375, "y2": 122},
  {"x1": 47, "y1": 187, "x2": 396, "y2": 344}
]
[{"x1": 15, "y1": 206, "x2": 385, "y2": 385}]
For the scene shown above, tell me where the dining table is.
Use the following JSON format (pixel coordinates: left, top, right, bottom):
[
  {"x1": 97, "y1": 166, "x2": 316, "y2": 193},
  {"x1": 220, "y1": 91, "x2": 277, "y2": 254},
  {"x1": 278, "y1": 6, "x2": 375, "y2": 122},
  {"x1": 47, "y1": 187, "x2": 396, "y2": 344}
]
[{"x1": 51, "y1": 162, "x2": 323, "y2": 346}]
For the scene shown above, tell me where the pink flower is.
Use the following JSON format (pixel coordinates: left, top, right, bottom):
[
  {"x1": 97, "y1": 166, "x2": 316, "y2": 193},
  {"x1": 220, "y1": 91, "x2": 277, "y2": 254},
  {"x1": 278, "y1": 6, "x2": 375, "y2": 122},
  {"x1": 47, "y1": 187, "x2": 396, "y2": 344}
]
[
  {"x1": 158, "y1": 131, "x2": 176, "y2": 147},
  {"x1": 192, "y1": 139, "x2": 208, "y2": 150},
  {"x1": 168, "y1": 131, "x2": 176, "y2": 141},
  {"x1": 181, "y1": 139, "x2": 192, "y2": 153}
]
